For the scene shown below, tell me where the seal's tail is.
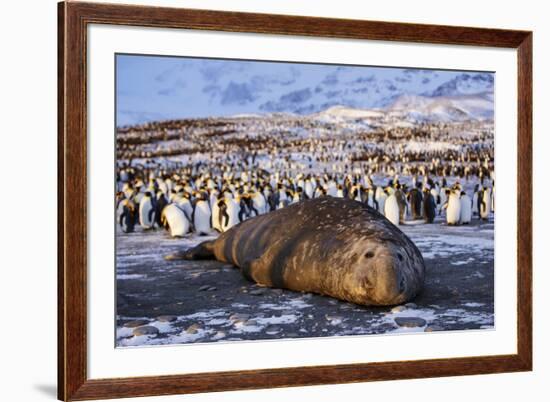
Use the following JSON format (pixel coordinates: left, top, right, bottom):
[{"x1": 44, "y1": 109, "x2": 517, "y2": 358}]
[{"x1": 164, "y1": 240, "x2": 215, "y2": 261}]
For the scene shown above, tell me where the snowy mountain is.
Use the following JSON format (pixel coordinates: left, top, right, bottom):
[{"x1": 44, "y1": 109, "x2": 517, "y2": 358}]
[
  {"x1": 426, "y1": 73, "x2": 494, "y2": 97},
  {"x1": 116, "y1": 55, "x2": 494, "y2": 126},
  {"x1": 315, "y1": 105, "x2": 385, "y2": 120},
  {"x1": 388, "y1": 92, "x2": 494, "y2": 122}
]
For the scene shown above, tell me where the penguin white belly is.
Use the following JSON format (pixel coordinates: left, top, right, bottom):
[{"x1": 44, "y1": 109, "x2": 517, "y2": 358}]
[
  {"x1": 139, "y1": 198, "x2": 155, "y2": 229},
  {"x1": 459, "y1": 196, "x2": 472, "y2": 224},
  {"x1": 158, "y1": 182, "x2": 168, "y2": 195},
  {"x1": 252, "y1": 195, "x2": 266, "y2": 215},
  {"x1": 177, "y1": 199, "x2": 193, "y2": 220},
  {"x1": 163, "y1": 204, "x2": 190, "y2": 237},
  {"x1": 384, "y1": 195, "x2": 400, "y2": 226},
  {"x1": 327, "y1": 183, "x2": 337, "y2": 197},
  {"x1": 304, "y1": 182, "x2": 314, "y2": 199},
  {"x1": 193, "y1": 202, "x2": 211, "y2": 235},
  {"x1": 365, "y1": 191, "x2": 373, "y2": 208},
  {"x1": 446, "y1": 195, "x2": 462, "y2": 225},
  {"x1": 376, "y1": 194, "x2": 387, "y2": 214},
  {"x1": 209, "y1": 194, "x2": 218, "y2": 210},
  {"x1": 223, "y1": 200, "x2": 240, "y2": 231}
]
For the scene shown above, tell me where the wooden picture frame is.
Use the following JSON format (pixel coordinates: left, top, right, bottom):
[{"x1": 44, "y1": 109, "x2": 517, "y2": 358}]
[{"x1": 58, "y1": 1, "x2": 532, "y2": 400}]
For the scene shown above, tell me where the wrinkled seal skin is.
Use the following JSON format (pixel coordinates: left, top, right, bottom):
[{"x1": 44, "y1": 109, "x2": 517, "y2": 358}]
[{"x1": 167, "y1": 197, "x2": 425, "y2": 306}]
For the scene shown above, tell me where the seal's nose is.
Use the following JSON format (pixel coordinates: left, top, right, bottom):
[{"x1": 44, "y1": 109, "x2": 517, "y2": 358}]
[
  {"x1": 370, "y1": 255, "x2": 406, "y2": 305},
  {"x1": 398, "y1": 275, "x2": 407, "y2": 293}
]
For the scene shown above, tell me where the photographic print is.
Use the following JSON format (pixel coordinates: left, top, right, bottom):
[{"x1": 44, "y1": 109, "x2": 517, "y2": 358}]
[{"x1": 115, "y1": 54, "x2": 495, "y2": 347}]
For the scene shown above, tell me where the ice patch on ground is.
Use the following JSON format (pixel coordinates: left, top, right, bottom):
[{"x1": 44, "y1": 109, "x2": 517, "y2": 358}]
[
  {"x1": 256, "y1": 314, "x2": 299, "y2": 325},
  {"x1": 181, "y1": 309, "x2": 227, "y2": 320},
  {"x1": 116, "y1": 326, "x2": 134, "y2": 339},
  {"x1": 259, "y1": 298, "x2": 312, "y2": 310},
  {"x1": 451, "y1": 258, "x2": 475, "y2": 266},
  {"x1": 118, "y1": 334, "x2": 158, "y2": 347},
  {"x1": 382, "y1": 308, "x2": 438, "y2": 333},
  {"x1": 149, "y1": 320, "x2": 176, "y2": 333},
  {"x1": 464, "y1": 302, "x2": 485, "y2": 308},
  {"x1": 117, "y1": 274, "x2": 147, "y2": 280}
]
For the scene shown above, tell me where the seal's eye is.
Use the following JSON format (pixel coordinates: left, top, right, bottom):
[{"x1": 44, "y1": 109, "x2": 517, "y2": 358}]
[
  {"x1": 397, "y1": 253, "x2": 404, "y2": 261},
  {"x1": 365, "y1": 251, "x2": 375, "y2": 259}
]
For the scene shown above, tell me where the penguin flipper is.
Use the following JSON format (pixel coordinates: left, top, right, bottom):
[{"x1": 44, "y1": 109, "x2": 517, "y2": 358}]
[
  {"x1": 223, "y1": 211, "x2": 229, "y2": 228},
  {"x1": 148, "y1": 208, "x2": 155, "y2": 226}
]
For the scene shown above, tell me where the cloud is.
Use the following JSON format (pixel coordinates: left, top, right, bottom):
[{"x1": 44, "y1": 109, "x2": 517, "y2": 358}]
[
  {"x1": 350, "y1": 75, "x2": 375, "y2": 84},
  {"x1": 324, "y1": 90, "x2": 343, "y2": 99},
  {"x1": 200, "y1": 61, "x2": 247, "y2": 83},
  {"x1": 322, "y1": 73, "x2": 338, "y2": 86},
  {"x1": 259, "y1": 88, "x2": 313, "y2": 112},
  {"x1": 155, "y1": 61, "x2": 192, "y2": 83},
  {"x1": 156, "y1": 79, "x2": 186, "y2": 96},
  {"x1": 157, "y1": 88, "x2": 177, "y2": 96},
  {"x1": 220, "y1": 82, "x2": 258, "y2": 105},
  {"x1": 280, "y1": 88, "x2": 312, "y2": 103}
]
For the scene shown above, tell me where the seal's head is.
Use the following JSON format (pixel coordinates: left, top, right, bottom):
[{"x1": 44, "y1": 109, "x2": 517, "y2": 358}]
[{"x1": 341, "y1": 238, "x2": 424, "y2": 306}]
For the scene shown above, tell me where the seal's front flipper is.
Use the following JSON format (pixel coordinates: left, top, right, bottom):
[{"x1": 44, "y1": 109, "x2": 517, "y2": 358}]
[
  {"x1": 241, "y1": 254, "x2": 277, "y2": 288},
  {"x1": 164, "y1": 240, "x2": 216, "y2": 261},
  {"x1": 164, "y1": 251, "x2": 187, "y2": 261}
]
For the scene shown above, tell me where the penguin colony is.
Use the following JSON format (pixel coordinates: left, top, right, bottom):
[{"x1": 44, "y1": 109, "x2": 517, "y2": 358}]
[{"x1": 116, "y1": 115, "x2": 494, "y2": 236}]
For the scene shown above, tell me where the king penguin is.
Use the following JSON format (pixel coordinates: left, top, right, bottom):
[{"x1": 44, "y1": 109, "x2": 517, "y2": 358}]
[
  {"x1": 251, "y1": 190, "x2": 267, "y2": 215},
  {"x1": 384, "y1": 188, "x2": 400, "y2": 226},
  {"x1": 117, "y1": 198, "x2": 136, "y2": 233},
  {"x1": 154, "y1": 190, "x2": 168, "y2": 228},
  {"x1": 459, "y1": 191, "x2": 472, "y2": 224},
  {"x1": 375, "y1": 186, "x2": 387, "y2": 214},
  {"x1": 407, "y1": 183, "x2": 423, "y2": 220},
  {"x1": 479, "y1": 187, "x2": 491, "y2": 220},
  {"x1": 161, "y1": 204, "x2": 190, "y2": 237},
  {"x1": 472, "y1": 184, "x2": 480, "y2": 216},
  {"x1": 444, "y1": 189, "x2": 462, "y2": 225},
  {"x1": 221, "y1": 196, "x2": 241, "y2": 232},
  {"x1": 139, "y1": 192, "x2": 156, "y2": 230},
  {"x1": 422, "y1": 188, "x2": 436, "y2": 223},
  {"x1": 192, "y1": 192, "x2": 212, "y2": 235}
]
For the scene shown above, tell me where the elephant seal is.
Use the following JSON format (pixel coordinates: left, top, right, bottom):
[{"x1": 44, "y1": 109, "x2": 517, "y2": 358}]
[{"x1": 166, "y1": 197, "x2": 425, "y2": 306}]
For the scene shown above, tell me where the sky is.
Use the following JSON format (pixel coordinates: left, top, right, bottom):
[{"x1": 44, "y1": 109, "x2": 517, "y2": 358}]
[{"x1": 116, "y1": 54, "x2": 493, "y2": 127}]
